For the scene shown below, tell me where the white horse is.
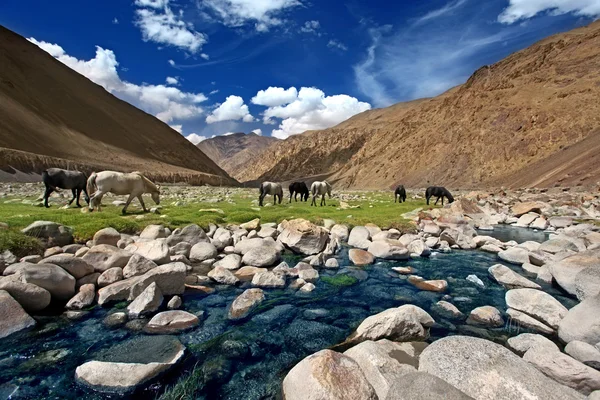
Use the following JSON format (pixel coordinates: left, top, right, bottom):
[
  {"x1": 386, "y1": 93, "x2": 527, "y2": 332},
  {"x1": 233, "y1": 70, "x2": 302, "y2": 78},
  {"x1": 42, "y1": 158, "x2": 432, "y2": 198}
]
[
  {"x1": 259, "y1": 182, "x2": 283, "y2": 206},
  {"x1": 310, "y1": 181, "x2": 332, "y2": 207},
  {"x1": 87, "y1": 171, "x2": 160, "y2": 214}
]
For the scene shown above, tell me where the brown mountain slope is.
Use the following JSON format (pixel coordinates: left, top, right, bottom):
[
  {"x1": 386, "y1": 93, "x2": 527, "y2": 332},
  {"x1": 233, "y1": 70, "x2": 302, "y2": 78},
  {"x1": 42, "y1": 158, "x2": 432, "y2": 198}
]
[
  {"x1": 196, "y1": 132, "x2": 279, "y2": 180},
  {"x1": 0, "y1": 25, "x2": 237, "y2": 185},
  {"x1": 241, "y1": 20, "x2": 600, "y2": 189}
]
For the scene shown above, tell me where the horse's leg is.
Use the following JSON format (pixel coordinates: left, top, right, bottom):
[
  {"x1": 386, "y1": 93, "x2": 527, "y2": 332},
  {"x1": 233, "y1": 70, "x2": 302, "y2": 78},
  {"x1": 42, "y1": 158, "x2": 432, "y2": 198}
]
[
  {"x1": 311, "y1": 194, "x2": 316, "y2": 206},
  {"x1": 259, "y1": 194, "x2": 265, "y2": 207},
  {"x1": 68, "y1": 189, "x2": 76, "y2": 206},
  {"x1": 289, "y1": 191, "x2": 293, "y2": 203},
  {"x1": 395, "y1": 193, "x2": 397, "y2": 203},
  {"x1": 321, "y1": 194, "x2": 325, "y2": 206},
  {"x1": 138, "y1": 195, "x2": 148, "y2": 212},
  {"x1": 273, "y1": 195, "x2": 276, "y2": 206},
  {"x1": 426, "y1": 195, "x2": 430, "y2": 205},
  {"x1": 434, "y1": 196, "x2": 440, "y2": 205},
  {"x1": 43, "y1": 186, "x2": 53, "y2": 208},
  {"x1": 75, "y1": 189, "x2": 82, "y2": 207},
  {"x1": 83, "y1": 188, "x2": 90, "y2": 205},
  {"x1": 92, "y1": 191, "x2": 105, "y2": 212},
  {"x1": 121, "y1": 194, "x2": 135, "y2": 214},
  {"x1": 441, "y1": 197, "x2": 445, "y2": 206}
]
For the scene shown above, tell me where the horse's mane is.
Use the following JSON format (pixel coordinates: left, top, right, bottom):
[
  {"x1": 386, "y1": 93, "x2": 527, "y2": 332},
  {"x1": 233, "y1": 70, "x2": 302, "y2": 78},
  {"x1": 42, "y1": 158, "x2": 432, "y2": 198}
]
[{"x1": 132, "y1": 171, "x2": 159, "y2": 192}]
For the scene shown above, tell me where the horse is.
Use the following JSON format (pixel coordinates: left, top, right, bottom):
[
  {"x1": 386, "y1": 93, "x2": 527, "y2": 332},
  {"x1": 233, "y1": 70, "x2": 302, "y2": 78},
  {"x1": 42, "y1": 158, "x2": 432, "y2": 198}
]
[
  {"x1": 425, "y1": 186, "x2": 454, "y2": 206},
  {"x1": 87, "y1": 171, "x2": 160, "y2": 214},
  {"x1": 310, "y1": 181, "x2": 332, "y2": 207},
  {"x1": 259, "y1": 182, "x2": 283, "y2": 207},
  {"x1": 42, "y1": 168, "x2": 90, "y2": 208},
  {"x1": 394, "y1": 185, "x2": 407, "y2": 203},
  {"x1": 289, "y1": 181, "x2": 309, "y2": 203}
]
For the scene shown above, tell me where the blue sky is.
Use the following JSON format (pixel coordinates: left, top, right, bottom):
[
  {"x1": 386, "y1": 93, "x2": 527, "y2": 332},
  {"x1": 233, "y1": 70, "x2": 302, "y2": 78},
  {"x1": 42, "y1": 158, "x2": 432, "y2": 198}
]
[{"x1": 1, "y1": 0, "x2": 598, "y2": 144}]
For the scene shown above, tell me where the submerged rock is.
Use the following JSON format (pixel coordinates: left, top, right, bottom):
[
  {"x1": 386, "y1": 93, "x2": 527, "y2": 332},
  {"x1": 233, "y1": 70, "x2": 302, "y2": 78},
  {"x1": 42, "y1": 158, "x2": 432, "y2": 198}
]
[
  {"x1": 349, "y1": 249, "x2": 375, "y2": 265},
  {"x1": 466, "y1": 306, "x2": 504, "y2": 328},
  {"x1": 144, "y1": 310, "x2": 199, "y2": 334},
  {"x1": 228, "y1": 288, "x2": 265, "y2": 320}
]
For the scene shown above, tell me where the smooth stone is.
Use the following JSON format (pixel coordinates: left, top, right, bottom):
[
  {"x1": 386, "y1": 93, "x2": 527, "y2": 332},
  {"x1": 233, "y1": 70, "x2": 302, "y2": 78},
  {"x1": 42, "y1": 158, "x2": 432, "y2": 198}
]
[
  {"x1": 331, "y1": 224, "x2": 350, "y2": 242},
  {"x1": 349, "y1": 249, "x2": 375, "y2": 266},
  {"x1": 228, "y1": 288, "x2": 265, "y2": 320},
  {"x1": 10, "y1": 263, "x2": 75, "y2": 300},
  {"x1": 93, "y1": 228, "x2": 121, "y2": 247},
  {"x1": 213, "y1": 254, "x2": 242, "y2": 270},
  {"x1": 98, "y1": 267, "x2": 123, "y2": 288},
  {"x1": 66, "y1": 284, "x2": 96, "y2": 310},
  {"x1": 83, "y1": 245, "x2": 132, "y2": 273},
  {"x1": 242, "y1": 246, "x2": 280, "y2": 267},
  {"x1": 252, "y1": 271, "x2": 286, "y2": 288},
  {"x1": 408, "y1": 275, "x2": 448, "y2": 292},
  {"x1": 498, "y1": 247, "x2": 531, "y2": 265},
  {"x1": 22, "y1": 221, "x2": 73, "y2": 247},
  {"x1": 0, "y1": 277, "x2": 51, "y2": 312},
  {"x1": 466, "y1": 306, "x2": 504, "y2": 328},
  {"x1": 466, "y1": 274, "x2": 485, "y2": 288},
  {"x1": 127, "y1": 282, "x2": 163, "y2": 319},
  {"x1": 0, "y1": 290, "x2": 36, "y2": 339},
  {"x1": 506, "y1": 288, "x2": 568, "y2": 330},
  {"x1": 41, "y1": 254, "x2": 94, "y2": 279},
  {"x1": 506, "y1": 308, "x2": 554, "y2": 334},
  {"x1": 385, "y1": 371, "x2": 474, "y2": 400},
  {"x1": 278, "y1": 219, "x2": 329, "y2": 255},
  {"x1": 325, "y1": 258, "x2": 339, "y2": 268},
  {"x1": 565, "y1": 341, "x2": 600, "y2": 370},
  {"x1": 166, "y1": 224, "x2": 208, "y2": 246},
  {"x1": 144, "y1": 310, "x2": 199, "y2": 334},
  {"x1": 432, "y1": 300, "x2": 465, "y2": 320},
  {"x1": 548, "y1": 252, "x2": 600, "y2": 300},
  {"x1": 368, "y1": 240, "x2": 410, "y2": 260},
  {"x1": 140, "y1": 225, "x2": 168, "y2": 240},
  {"x1": 559, "y1": 294, "x2": 600, "y2": 345},
  {"x1": 122, "y1": 254, "x2": 158, "y2": 279},
  {"x1": 507, "y1": 333, "x2": 559, "y2": 356},
  {"x1": 167, "y1": 295, "x2": 182, "y2": 310},
  {"x1": 234, "y1": 266, "x2": 267, "y2": 282},
  {"x1": 208, "y1": 266, "x2": 239, "y2": 285},
  {"x1": 488, "y1": 264, "x2": 541, "y2": 289},
  {"x1": 125, "y1": 240, "x2": 170, "y2": 265},
  {"x1": 189, "y1": 242, "x2": 218, "y2": 262},
  {"x1": 348, "y1": 226, "x2": 372, "y2": 250}
]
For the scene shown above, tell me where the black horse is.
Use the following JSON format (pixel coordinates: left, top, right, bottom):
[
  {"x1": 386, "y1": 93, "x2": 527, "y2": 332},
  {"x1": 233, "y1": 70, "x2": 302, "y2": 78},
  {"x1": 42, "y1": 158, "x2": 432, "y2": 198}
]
[
  {"x1": 394, "y1": 185, "x2": 407, "y2": 203},
  {"x1": 42, "y1": 168, "x2": 90, "y2": 208},
  {"x1": 289, "y1": 181, "x2": 309, "y2": 203},
  {"x1": 425, "y1": 186, "x2": 454, "y2": 206}
]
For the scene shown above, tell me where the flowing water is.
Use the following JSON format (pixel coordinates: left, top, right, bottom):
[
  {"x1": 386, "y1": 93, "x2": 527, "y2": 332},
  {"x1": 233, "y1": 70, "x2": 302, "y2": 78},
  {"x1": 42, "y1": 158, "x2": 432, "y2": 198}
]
[{"x1": 0, "y1": 227, "x2": 575, "y2": 399}]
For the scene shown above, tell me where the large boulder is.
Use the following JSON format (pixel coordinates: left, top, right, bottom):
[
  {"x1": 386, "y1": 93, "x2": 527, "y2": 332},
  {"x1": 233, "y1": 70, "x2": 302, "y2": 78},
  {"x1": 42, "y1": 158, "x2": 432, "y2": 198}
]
[
  {"x1": 145, "y1": 310, "x2": 199, "y2": 334},
  {"x1": 166, "y1": 224, "x2": 208, "y2": 246},
  {"x1": 512, "y1": 202, "x2": 549, "y2": 217},
  {"x1": 506, "y1": 308, "x2": 554, "y2": 334},
  {"x1": 419, "y1": 336, "x2": 584, "y2": 400},
  {"x1": 127, "y1": 282, "x2": 163, "y2": 319},
  {"x1": 125, "y1": 240, "x2": 170, "y2": 265},
  {"x1": 66, "y1": 284, "x2": 96, "y2": 310},
  {"x1": 349, "y1": 249, "x2": 375, "y2": 265},
  {"x1": 548, "y1": 252, "x2": 600, "y2": 299},
  {"x1": 385, "y1": 371, "x2": 474, "y2": 400},
  {"x1": 234, "y1": 237, "x2": 283, "y2": 255},
  {"x1": 211, "y1": 227, "x2": 233, "y2": 250},
  {"x1": 367, "y1": 240, "x2": 410, "y2": 260},
  {"x1": 407, "y1": 276, "x2": 448, "y2": 292},
  {"x1": 498, "y1": 247, "x2": 531, "y2": 265},
  {"x1": 348, "y1": 226, "x2": 372, "y2": 250},
  {"x1": 234, "y1": 266, "x2": 267, "y2": 282},
  {"x1": 228, "y1": 288, "x2": 265, "y2": 320},
  {"x1": 122, "y1": 254, "x2": 158, "y2": 279},
  {"x1": 506, "y1": 288, "x2": 568, "y2": 330},
  {"x1": 574, "y1": 266, "x2": 600, "y2": 301},
  {"x1": 11, "y1": 263, "x2": 75, "y2": 300},
  {"x1": 282, "y1": 349, "x2": 378, "y2": 400},
  {"x1": 208, "y1": 266, "x2": 239, "y2": 285},
  {"x1": 213, "y1": 254, "x2": 242, "y2": 270},
  {"x1": 540, "y1": 238, "x2": 580, "y2": 254},
  {"x1": 331, "y1": 224, "x2": 350, "y2": 242},
  {"x1": 407, "y1": 240, "x2": 431, "y2": 257},
  {"x1": 189, "y1": 242, "x2": 218, "y2": 262},
  {"x1": 488, "y1": 264, "x2": 541, "y2": 289},
  {"x1": 83, "y1": 245, "x2": 132, "y2": 273},
  {"x1": 565, "y1": 341, "x2": 600, "y2": 370},
  {"x1": 0, "y1": 290, "x2": 36, "y2": 338},
  {"x1": 466, "y1": 306, "x2": 504, "y2": 328},
  {"x1": 93, "y1": 228, "x2": 121, "y2": 247},
  {"x1": 98, "y1": 267, "x2": 123, "y2": 288},
  {"x1": 42, "y1": 254, "x2": 94, "y2": 279},
  {"x1": 139, "y1": 225, "x2": 168, "y2": 240},
  {"x1": 506, "y1": 333, "x2": 559, "y2": 356},
  {"x1": 278, "y1": 219, "x2": 328, "y2": 255},
  {"x1": 559, "y1": 293, "x2": 600, "y2": 345},
  {"x1": 242, "y1": 246, "x2": 280, "y2": 267},
  {"x1": 22, "y1": 221, "x2": 73, "y2": 247},
  {"x1": 0, "y1": 277, "x2": 51, "y2": 312},
  {"x1": 251, "y1": 271, "x2": 285, "y2": 288}
]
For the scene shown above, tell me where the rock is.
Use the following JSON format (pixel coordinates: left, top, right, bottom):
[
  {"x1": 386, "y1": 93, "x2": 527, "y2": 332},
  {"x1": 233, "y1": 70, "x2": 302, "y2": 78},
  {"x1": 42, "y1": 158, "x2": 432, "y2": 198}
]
[
  {"x1": 242, "y1": 246, "x2": 280, "y2": 267},
  {"x1": 347, "y1": 305, "x2": 434, "y2": 344},
  {"x1": 0, "y1": 290, "x2": 36, "y2": 338},
  {"x1": 126, "y1": 240, "x2": 170, "y2": 265},
  {"x1": 166, "y1": 224, "x2": 208, "y2": 246},
  {"x1": 506, "y1": 308, "x2": 554, "y2": 334},
  {"x1": 83, "y1": 245, "x2": 132, "y2": 273},
  {"x1": 348, "y1": 226, "x2": 372, "y2": 249},
  {"x1": 167, "y1": 295, "x2": 181, "y2": 310},
  {"x1": 208, "y1": 266, "x2": 239, "y2": 285},
  {"x1": 419, "y1": 335, "x2": 584, "y2": 400},
  {"x1": 392, "y1": 266, "x2": 414, "y2": 275},
  {"x1": 98, "y1": 267, "x2": 123, "y2": 288},
  {"x1": 540, "y1": 238, "x2": 580, "y2": 254},
  {"x1": 385, "y1": 371, "x2": 474, "y2": 400},
  {"x1": 565, "y1": 341, "x2": 600, "y2": 370},
  {"x1": 282, "y1": 349, "x2": 378, "y2": 400},
  {"x1": 331, "y1": 224, "x2": 350, "y2": 242},
  {"x1": 408, "y1": 276, "x2": 448, "y2": 292},
  {"x1": 498, "y1": 247, "x2": 531, "y2": 265},
  {"x1": 466, "y1": 306, "x2": 504, "y2": 327},
  {"x1": 145, "y1": 310, "x2": 199, "y2": 334},
  {"x1": 240, "y1": 218, "x2": 260, "y2": 230},
  {"x1": 93, "y1": 228, "x2": 121, "y2": 247},
  {"x1": 524, "y1": 344, "x2": 600, "y2": 395},
  {"x1": 127, "y1": 282, "x2": 163, "y2": 318},
  {"x1": 211, "y1": 227, "x2": 233, "y2": 250},
  {"x1": 140, "y1": 225, "x2": 168, "y2": 240},
  {"x1": 548, "y1": 252, "x2": 600, "y2": 299},
  {"x1": 189, "y1": 242, "x2": 218, "y2": 262},
  {"x1": 234, "y1": 237, "x2": 283, "y2": 255},
  {"x1": 0, "y1": 277, "x2": 51, "y2": 312},
  {"x1": 325, "y1": 258, "x2": 339, "y2": 268},
  {"x1": 278, "y1": 219, "x2": 328, "y2": 255},
  {"x1": 44, "y1": 246, "x2": 63, "y2": 258},
  {"x1": 228, "y1": 288, "x2": 265, "y2": 320},
  {"x1": 507, "y1": 333, "x2": 559, "y2": 356},
  {"x1": 10, "y1": 263, "x2": 75, "y2": 300},
  {"x1": 298, "y1": 265, "x2": 319, "y2": 283},
  {"x1": 300, "y1": 282, "x2": 316, "y2": 292},
  {"x1": 559, "y1": 294, "x2": 600, "y2": 345},
  {"x1": 531, "y1": 216, "x2": 550, "y2": 230},
  {"x1": 506, "y1": 288, "x2": 568, "y2": 330},
  {"x1": 423, "y1": 222, "x2": 442, "y2": 236},
  {"x1": 169, "y1": 242, "x2": 191, "y2": 257},
  {"x1": 20, "y1": 255, "x2": 42, "y2": 263},
  {"x1": 122, "y1": 254, "x2": 158, "y2": 279},
  {"x1": 103, "y1": 312, "x2": 127, "y2": 328},
  {"x1": 257, "y1": 226, "x2": 277, "y2": 238},
  {"x1": 349, "y1": 249, "x2": 375, "y2": 265},
  {"x1": 75, "y1": 336, "x2": 185, "y2": 394},
  {"x1": 213, "y1": 254, "x2": 242, "y2": 270},
  {"x1": 407, "y1": 240, "x2": 431, "y2": 257},
  {"x1": 77, "y1": 272, "x2": 100, "y2": 288},
  {"x1": 488, "y1": 264, "x2": 541, "y2": 289},
  {"x1": 66, "y1": 284, "x2": 96, "y2": 310},
  {"x1": 41, "y1": 254, "x2": 94, "y2": 279},
  {"x1": 368, "y1": 240, "x2": 410, "y2": 260},
  {"x1": 234, "y1": 266, "x2": 267, "y2": 282},
  {"x1": 515, "y1": 212, "x2": 539, "y2": 227},
  {"x1": 343, "y1": 340, "x2": 423, "y2": 399},
  {"x1": 481, "y1": 243, "x2": 502, "y2": 254},
  {"x1": 252, "y1": 271, "x2": 286, "y2": 288},
  {"x1": 433, "y1": 300, "x2": 465, "y2": 320},
  {"x1": 512, "y1": 201, "x2": 549, "y2": 217},
  {"x1": 549, "y1": 216, "x2": 574, "y2": 228},
  {"x1": 22, "y1": 221, "x2": 73, "y2": 247},
  {"x1": 466, "y1": 274, "x2": 485, "y2": 288}
]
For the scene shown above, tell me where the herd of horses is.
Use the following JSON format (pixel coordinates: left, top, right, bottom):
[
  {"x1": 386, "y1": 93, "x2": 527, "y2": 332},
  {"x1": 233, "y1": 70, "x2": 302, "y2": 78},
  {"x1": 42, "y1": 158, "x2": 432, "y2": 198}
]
[{"x1": 41, "y1": 168, "x2": 454, "y2": 214}]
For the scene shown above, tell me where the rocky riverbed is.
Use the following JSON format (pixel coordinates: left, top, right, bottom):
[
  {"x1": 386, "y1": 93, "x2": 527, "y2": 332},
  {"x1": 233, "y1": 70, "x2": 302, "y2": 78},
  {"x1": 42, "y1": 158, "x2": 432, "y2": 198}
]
[{"x1": 0, "y1": 186, "x2": 599, "y2": 399}]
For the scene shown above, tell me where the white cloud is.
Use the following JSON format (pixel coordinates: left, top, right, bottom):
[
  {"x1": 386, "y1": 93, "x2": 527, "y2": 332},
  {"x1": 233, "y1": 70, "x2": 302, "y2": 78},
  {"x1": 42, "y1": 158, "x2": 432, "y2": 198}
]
[
  {"x1": 498, "y1": 0, "x2": 600, "y2": 24},
  {"x1": 223, "y1": 132, "x2": 236, "y2": 136},
  {"x1": 201, "y1": 0, "x2": 302, "y2": 32},
  {"x1": 253, "y1": 87, "x2": 370, "y2": 139},
  {"x1": 135, "y1": 1, "x2": 207, "y2": 53},
  {"x1": 413, "y1": 0, "x2": 467, "y2": 25},
  {"x1": 185, "y1": 133, "x2": 208, "y2": 144},
  {"x1": 206, "y1": 95, "x2": 254, "y2": 123},
  {"x1": 28, "y1": 38, "x2": 207, "y2": 123},
  {"x1": 251, "y1": 86, "x2": 298, "y2": 107},
  {"x1": 300, "y1": 20, "x2": 321, "y2": 34},
  {"x1": 327, "y1": 39, "x2": 348, "y2": 51},
  {"x1": 168, "y1": 59, "x2": 176, "y2": 66},
  {"x1": 252, "y1": 128, "x2": 263, "y2": 136},
  {"x1": 201, "y1": 53, "x2": 210, "y2": 60},
  {"x1": 170, "y1": 124, "x2": 183, "y2": 133},
  {"x1": 112, "y1": 18, "x2": 119, "y2": 24},
  {"x1": 166, "y1": 76, "x2": 179, "y2": 85},
  {"x1": 209, "y1": 89, "x2": 219, "y2": 95}
]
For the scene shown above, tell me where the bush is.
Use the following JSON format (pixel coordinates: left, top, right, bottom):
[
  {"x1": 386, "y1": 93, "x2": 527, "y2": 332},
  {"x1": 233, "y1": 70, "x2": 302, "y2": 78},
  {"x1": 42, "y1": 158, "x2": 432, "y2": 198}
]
[{"x1": 0, "y1": 230, "x2": 43, "y2": 258}]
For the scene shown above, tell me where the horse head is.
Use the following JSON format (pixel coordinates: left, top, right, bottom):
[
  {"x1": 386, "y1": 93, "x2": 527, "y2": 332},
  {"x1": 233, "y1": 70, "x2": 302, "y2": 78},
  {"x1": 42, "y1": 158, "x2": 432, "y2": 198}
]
[{"x1": 152, "y1": 185, "x2": 161, "y2": 205}]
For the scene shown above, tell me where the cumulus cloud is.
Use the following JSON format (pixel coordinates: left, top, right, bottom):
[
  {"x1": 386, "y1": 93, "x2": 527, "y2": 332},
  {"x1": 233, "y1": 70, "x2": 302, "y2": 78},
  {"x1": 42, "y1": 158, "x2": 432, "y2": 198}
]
[
  {"x1": 205, "y1": 95, "x2": 254, "y2": 123},
  {"x1": 135, "y1": 0, "x2": 207, "y2": 53},
  {"x1": 252, "y1": 87, "x2": 370, "y2": 139},
  {"x1": 169, "y1": 124, "x2": 183, "y2": 133},
  {"x1": 166, "y1": 76, "x2": 179, "y2": 85},
  {"x1": 251, "y1": 128, "x2": 263, "y2": 135},
  {"x1": 28, "y1": 38, "x2": 207, "y2": 123},
  {"x1": 201, "y1": 0, "x2": 302, "y2": 32},
  {"x1": 209, "y1": 89, "x2": 219, "y2": 95},
  {"x1": 185, "y1": 133, "x2": 208, "y2": 144},
  {"x1": 300, "y1": 20, "x2": 321, "y2": 34},
  {"x1": 112, "y1": 18, "x2": 119, "y2": 24},
  {"x1": 498, "y1": 0, "x2": 600, "y2": 24},
  {"x1": 251, "y1": 86, "x2": 298, "y2": 107},
  {"x1": 327, "y1": 39, "x2": 348, "y2": 51}
]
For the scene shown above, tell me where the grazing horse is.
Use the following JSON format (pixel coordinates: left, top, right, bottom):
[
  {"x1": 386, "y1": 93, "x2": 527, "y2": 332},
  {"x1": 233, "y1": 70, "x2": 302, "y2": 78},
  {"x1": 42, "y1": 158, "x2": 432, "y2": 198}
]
[
  {"x1": 289, "y1": 181, "x2": 309, "y2": 203},
  {"x1": 310, "y1": 181, "x2": 332, "y2": 207},
  {"x1": 394, "y1": 185, "x2": 407, "y2": 203},
  {"x1": 87, "y1": 171, "x2": 160, "y2": 214},
  {"x1": 42, "y1": 168, "x2": 90, "y2": 208},
  {"x1": 259, "y1": 182, "x2": 283, "y2": 206},
  {"x1": 425, "y1": 186, "x2": 454, "y2": 206}
]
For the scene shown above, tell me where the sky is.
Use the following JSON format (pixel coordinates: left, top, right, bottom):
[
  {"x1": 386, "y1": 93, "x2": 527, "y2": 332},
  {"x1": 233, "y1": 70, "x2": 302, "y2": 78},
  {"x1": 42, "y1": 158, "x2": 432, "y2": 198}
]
[{"x1": 1, "y1": 0, "x2": 599, "y2": 144}]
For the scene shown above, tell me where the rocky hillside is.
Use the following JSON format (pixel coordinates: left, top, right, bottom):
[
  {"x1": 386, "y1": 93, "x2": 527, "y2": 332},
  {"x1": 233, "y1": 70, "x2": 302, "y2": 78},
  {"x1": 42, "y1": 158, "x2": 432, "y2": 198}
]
[
  {"x1": 197, "y1": 132, "x2": 279, "y2": 180},
  {"x1": 0, "y1": 25, "x2": 236, "y2": 186},
  {"x1": 240, "y1": 20, "x2": 600, "y2": 189}
]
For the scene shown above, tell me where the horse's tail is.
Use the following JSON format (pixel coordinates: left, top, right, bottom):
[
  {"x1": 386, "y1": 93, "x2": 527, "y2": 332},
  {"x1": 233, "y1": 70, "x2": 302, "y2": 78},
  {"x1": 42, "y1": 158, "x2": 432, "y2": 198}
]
[{"x1": 87, "y1": 172, "x2": 97, "y2": 196}]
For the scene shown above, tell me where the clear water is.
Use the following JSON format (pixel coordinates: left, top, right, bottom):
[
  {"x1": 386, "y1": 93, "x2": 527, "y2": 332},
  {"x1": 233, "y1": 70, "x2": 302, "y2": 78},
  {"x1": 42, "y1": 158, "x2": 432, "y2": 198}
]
[
  {"x1": 477, "y1": 224, "x2": 549, "y2": 244},
  {"x1": 0, "y1": 227, "x2": 575, "y2": 400}
]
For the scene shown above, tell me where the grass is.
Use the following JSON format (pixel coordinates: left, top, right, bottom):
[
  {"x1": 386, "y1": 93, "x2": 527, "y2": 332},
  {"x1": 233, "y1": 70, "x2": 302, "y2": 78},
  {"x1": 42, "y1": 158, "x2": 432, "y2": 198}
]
[{"x1": 0, "y1": 189, "x2": 426, "y2": 254}]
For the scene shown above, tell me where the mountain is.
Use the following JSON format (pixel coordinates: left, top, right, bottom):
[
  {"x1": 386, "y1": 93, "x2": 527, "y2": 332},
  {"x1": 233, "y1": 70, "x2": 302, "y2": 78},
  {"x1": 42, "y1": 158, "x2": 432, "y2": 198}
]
[
  {"x1": 197, "y1": 132, "x2": 280, "y2": 180},
  {"x1": 240, "y1": 20, "x2": 600, "y2": 189},
  {"x1": 0, "y1": 25, "x2": 236, "y2": 185}
]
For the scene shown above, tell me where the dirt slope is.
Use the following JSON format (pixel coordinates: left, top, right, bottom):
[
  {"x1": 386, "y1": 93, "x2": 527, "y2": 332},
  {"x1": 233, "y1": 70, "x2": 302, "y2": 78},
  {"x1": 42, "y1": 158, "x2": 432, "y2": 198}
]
[
  {"x1": 241, "y1": 20, "x2": 600, "y2": 189},
  {"x1": 0, "y1": 25, "x2": 236, "y2": 185},
  {"x1": 197, "y1": 132, "x2": 279, "y2": 180}
]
